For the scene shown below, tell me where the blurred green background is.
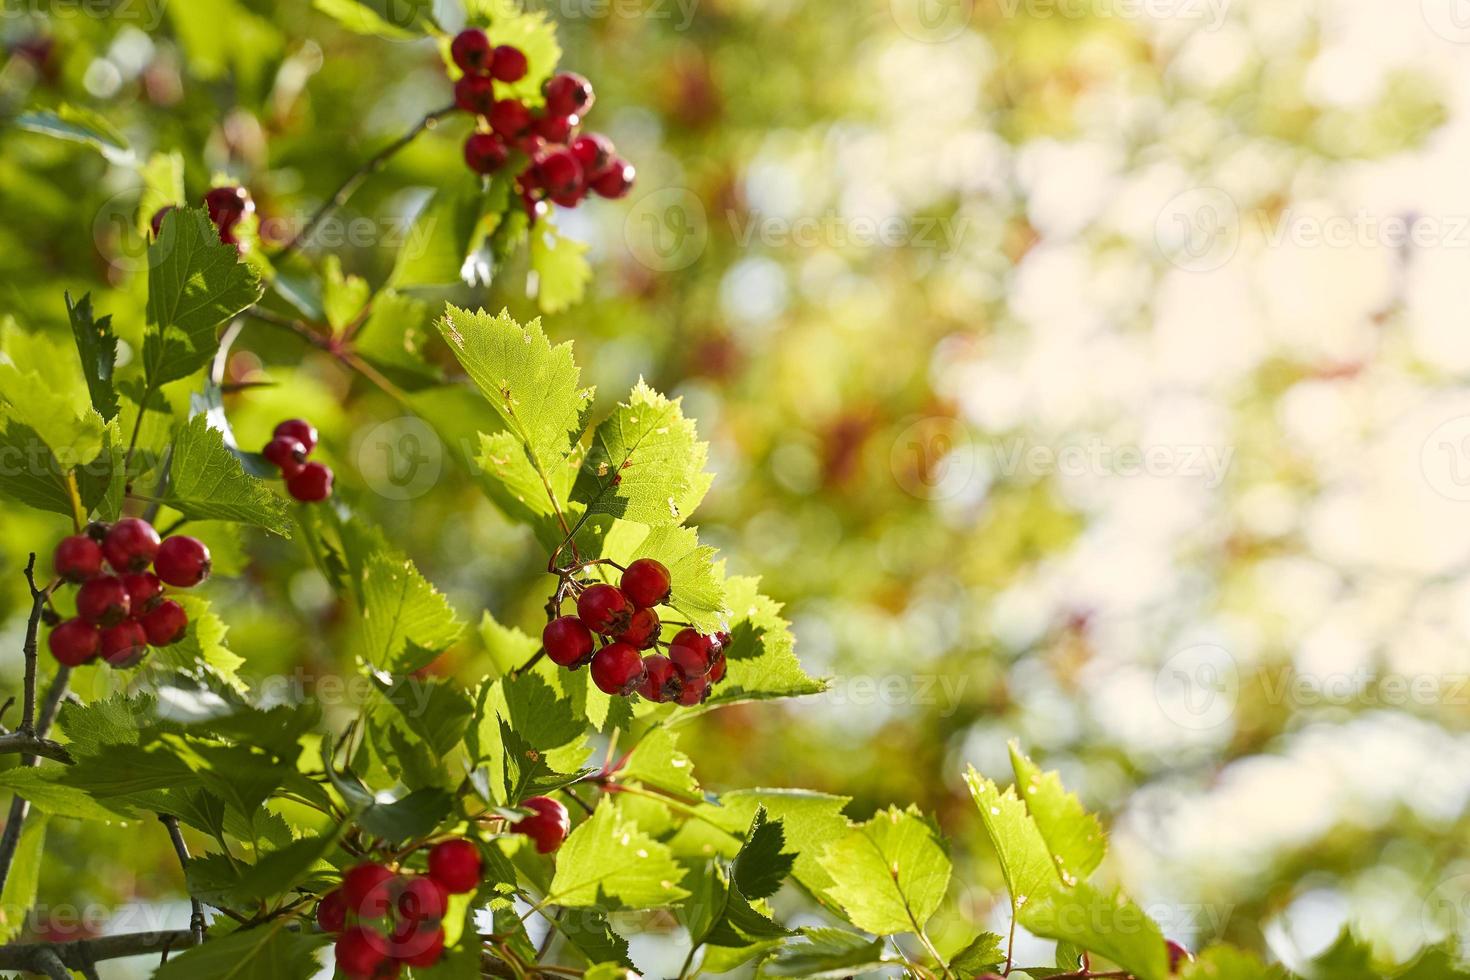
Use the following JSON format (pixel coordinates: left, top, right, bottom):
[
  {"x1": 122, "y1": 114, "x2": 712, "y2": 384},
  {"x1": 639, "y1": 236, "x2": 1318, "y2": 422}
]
[{"x1": 5, "y1": 0, "x2": 1470, "y2": 973}]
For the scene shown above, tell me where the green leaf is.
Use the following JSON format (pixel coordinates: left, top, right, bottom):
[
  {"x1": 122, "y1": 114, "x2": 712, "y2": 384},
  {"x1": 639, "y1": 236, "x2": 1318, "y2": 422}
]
[
  {"x1": 1008, "y1": 743, "x2": 1105, "y2": 886},
  {"x1": 377, "y1": 675, "x2": 474, "y2": 757},
  {"x1": 154, "y1": 920, "x2": 330, "y2": 980},
  {"x1": 529, "y1": 217, "x2": 591, "y2": 314},
  {"x1": 1393, "y1": 946, "x2": 1470, "y2": 979},
  {"x1": 354, "y1": 289, "x2": 441, "y2": 387},
  {"x1": 63, "y1": 742, "x2": 198, "y2": 797},
  {"x1": 704, "y1": 576, "x2": 824, "y2": 707},
  {"x1": 358, "y1": 550, "x2": 464, "y2": 672},
  {"x1": 734, "y1": 807, "x2": 795, "y2": 902},
  {"x1": 165, "y1": 0, "x2": 284, "y2": 89},
  {"x1": 950, "y1": 932, "x2": 1005, "y2": 975},
  {"x1": 759, "y1": 928, "x2": 891, "y2": 978},
  {"x1": 1180, "y1": 945, "x2": 1288, "y2": 980},
  {"x1": 165, "y1": 416, "x2": 292, "y2": 534},
  {"x1": 0, "y1": 327, "x2": 106, "y2": 464},
  {"x1": 0, "y1": 417, "x2": 118, "y2": 519},
  {"x1": 143, "y1": 208, "x2": 264, "y2": 387},
  {"x1": 548, "y1": 798, "x2": 689, "y2": 909},
  {"x1": 392, "y1": 184, "x2": 503, "y2": 288},
  {"x1": 137, "y1": 151, "x2": 186, "y2": 238},
  {"x1": 963, "y1": 767, "x2": 1057, "y2": 914},
  {"x1": 602, "y1": 524, "x2": 724, "y2": 632},
  {"x1": 322, "y1": 255, "x2": 370, "y2": 335},
  {"x1": 477, "y1": 610, "x2": 540, "y2": 677},
  {"x1": 817, "y1": 805, "x2": 950, "y2": 937},
  {"x1": 58, "y1": 692, "x2": 155, "y2": 754},
  {"x1": 0, "y1": 816, "x2": 46, "y2": 942},
  {"x1": 15, "y1": 106, "x2": 133, "y2": 164},
  {"x1": 619, "y1": 727, "x2": 699, "y2": 800},
  {"x1": 1019, "y1": 881, "x2": 1169, "y2": 980},
  {"x1": 714, "y1": 790, "x2": 851, "y2": 907},
  {"x1": 557, "y1": 910, "x2": 635, "y2": 970},
  {"x1": 572, "y1": 380, "x2": 711, "y2": 527},
  {"x1": 313, "y1": 0, "x2": 428, "y2": 38},
  {"x1": 65, "y1": 292, "x2": 119, "y2": 420},
  {"x1": 0, "y1": 769, "x2": 128, "y2": 822}
]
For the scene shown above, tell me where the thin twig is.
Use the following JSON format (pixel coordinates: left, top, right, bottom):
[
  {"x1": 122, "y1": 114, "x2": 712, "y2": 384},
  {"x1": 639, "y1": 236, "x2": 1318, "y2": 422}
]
[
  {"x1": 0, "y1": 929, "x2": 195, "y2": 973},
  {"x1": 159, "y1": 814, "x2": 207, "y2": 944},
  {"x1": 273, "y1": 104, "x2": 457, "y2": 262},
  {"x1": 0, "y1": 731, "x2": 71, "y2": 764}
]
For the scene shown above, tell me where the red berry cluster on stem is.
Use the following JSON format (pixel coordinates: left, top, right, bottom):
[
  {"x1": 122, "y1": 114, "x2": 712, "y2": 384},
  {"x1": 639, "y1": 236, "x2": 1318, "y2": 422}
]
[
  {"x1": 262, "y1": 418, "x2": 334, "y2": 502},
  {"x1": 541, "y1": 558, "x2": 729, "y2": 706},
  {"x1": 447, "y1": 27, "x2": 635, "y2": 221},
  {"x1": 319, "y1": 839, "x2": 483, "y2": 978},
  {"x1": 47, "y1": 519, "x2": 211, "y2": 668},
  {"x1": 150, "y1": 184, "x2": 256, "y2": 253}
]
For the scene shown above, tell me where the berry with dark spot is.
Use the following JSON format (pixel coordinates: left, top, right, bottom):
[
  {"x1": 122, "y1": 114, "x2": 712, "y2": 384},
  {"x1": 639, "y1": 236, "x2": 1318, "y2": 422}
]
[
  {"x1": 637, "y1": 654, "x2": 681, "y2": 702},
  {"x1": 455, "y1": 74, "x2": 498, "y2": 116},
  {"x1": 668, "y1": 629, "x2": 715, "y2": 682},
  {"x1": 103, "y1": 518, "x2": 160, "y2": 573},
  {"x1": 100, "y1": 621, "x2": 148, "y2": 667},
  {"x1": 140, "y1": 599, "x2": 188, "y2": 647},
  {"x1": 591, "y1": 641, "x2": 645, "y2": 696},
  {"x1": 48, "y1": 620, "x2": 99, "y2": 667},
  {"x1": 544, "y1": 72, "x2": 594, "y2": 117},
  {"x1": 122, "y1": 572, "x2": 163, "y2": 612},
  {"x1": 274, "y1": 419, "x2": 318, "y2": 454},
  {"x1": 620, "y1": 558, "x2": 671, "y2": 609},
  {"x1": 514, "y1": 796, "x2": 570, "y2": 853},
  {"x1": 543, "y1": 616, "x2": 595, "y2": 667},
  {"x1": 450, "y1": 28, "x2": 492, "y2": 75},
  {"x1": 576, "y1": 584, "x2": 630, "y2": 635},
  {"x1": 464, "y1": 133, "x2": 509, "y2": 174},
  {"x1": 263, "y1": 435, "x2": 307, "y2": 477},
  {"x1": 77, "y1": 576, "x2": 130, "y2": 626},
  {"x1": 54, "y1": 535, "x2": 103, "y2": 583},
  {"x1": 591, "y1": 158, "x2": 635, "y2": 199},
  {"x1": 616, "y1": 608, "x2": 660, "y2": 650}
]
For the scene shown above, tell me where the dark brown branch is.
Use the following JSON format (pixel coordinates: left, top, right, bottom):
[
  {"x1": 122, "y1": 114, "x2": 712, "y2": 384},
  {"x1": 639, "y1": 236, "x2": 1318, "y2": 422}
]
[
  {"x1": 159, "y1": 815, "x2": 207, "y2": 944},
  {"x1": 0, "y1": 732, "x2": 71, "y2": 764},
  {"x1": 0, "y1": 929, "x2": 194, "y2": 972}
]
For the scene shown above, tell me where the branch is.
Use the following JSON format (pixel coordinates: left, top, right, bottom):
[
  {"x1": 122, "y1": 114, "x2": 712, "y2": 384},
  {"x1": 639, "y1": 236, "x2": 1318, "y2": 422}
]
[
  {"x1": 272, "y1": 103, "x2": 457, "y2": 262},
  {"x1": 159, "y1": 815, "x2": 207, "y2": 944},
  {"x1": 0, "y1": 929, "x2": 194, "y2": 973},
  {"x1": 0, "y1": 732, "x2": 70, "y2": 764}
]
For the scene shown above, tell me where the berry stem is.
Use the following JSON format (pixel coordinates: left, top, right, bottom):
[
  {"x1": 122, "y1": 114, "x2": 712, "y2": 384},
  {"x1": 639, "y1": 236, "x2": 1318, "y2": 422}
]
[
  {"x1": 273, "y1": 103, "x2": 457, "y2": 262},
  {"x1": 62, "y1": 472, "x2": 85, "y2": 534}
]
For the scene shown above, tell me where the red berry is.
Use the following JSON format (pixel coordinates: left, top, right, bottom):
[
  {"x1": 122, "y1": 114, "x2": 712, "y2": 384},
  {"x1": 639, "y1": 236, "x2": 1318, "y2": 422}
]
[
  {"x1": 532, "y1": 112, "x2": 577, "y2": 144},
  {"x1": 263, "y1": 435, "x2": 307, "y2": 476},
  {"x1": 427, "y1": 839, "x2": 482, "y2": 894},
  {"x1": 514, "y1": 796, "x2": 570, "y2": 853},
  {"x1": 490, "y1": 44, "x2": 528, "y2": 82},
  {"x1": 488, "y1": 99, "x2": 532, "y2": 139},
  {"x1": 341, "y1": 863, "x2": 397, "y2": 919},
  {"x1": 454, "y1": 74, "x2": 497, "y2": 116},
  {"x1": 154, "y1": 536, "x2": 211, "y2": 588},
  {"x1": 76, "y1": 576, "x2": 130, "y2": 626},
  {"x1": 616, "y1": 608, "x2": 660, "y2": 650},
  {"x1": 1166, "y1": 940, "x2": 1194, "y2": 971},
  {"x1": 668, "y1": 629, "x2": 714, "y2": 681},
  {"x1": 53, "y1": 535, "x2": 103, "y2": 583},
  {"x1": 316, "y1": 889, "x2": 348, "y2": 933},
  {"x1": 591, "y1": 641, "x2": 646, "y2": 696},
  {"x1": 708, "y1": 648, "x2": 727, "y2": 684},
  {"x1": 102, "y1": 518, "x2": 160, "y2": 573},
  {"x1": 516, "y1": 134, "x2": 548, "y2": 160},
  {"x1": 395, "y1": 876, "x2": 447, "y2": 922},
  {"x1": 335, "y1": 926, "x2": 389, "y2": 978},
  {"x1": 203, "y1": 186, "x2": 253, "y2": 232},
  {"x1": 121, "y1": 572, "x2": 163, "y2": 611},
  {"x1": 521, "y1": 188, "x2": 547, "y2": 224},
  {"x1": 576, "y1": 584, "x2": 631, "y2": 635},
  {"x1": 140, "y1": 599, "x2": 188, "y2": 647},
  {"x1": 543, "y1": 616, "x2": 595, "y2": 668},
  {"x1": 273, "y1": 418, "x2": 318, "y2": 454},
  {"x1": 149, "y1": 205, "x2": 175, "y2": 239},
  {"x1": 620, "y1": 558, "x2": 671, "y2": 609},
  {"x1": 637, "y1": 654, "x2": 681, "y2": 702},
  {"x1": 535, "y1": 148, "x2": 583, "y2": 198},
  {"x1": 99, "y1": 621, "x2": 147, "y2": 667},
  {"x1": 544, "y1": 72, "x2": 594, "y2": 117},
  {"x1": 591, "y1": 158, "x2": 635, "y2": 199},
  {"x1": 676, "y1": 674, "x2": 710, "y2": 706},
  {"x1": 450, "y1": 28, "x2": 492, "y2": 75},
  {"x1": 48, "y1": 620, "x2": 99, "y2": 667},
  {"x1": 571, "y1": 133, "x2": 615, "y2": 177},
  {"x1": 287, "y1": 462, "x2": 334, "y2": 502},
  {"x1": 464, "y1": 133, "x2": 509, "y2": 175},
  {"x1": 391, "y1": 919, "x2": 445, "y2": 968}
]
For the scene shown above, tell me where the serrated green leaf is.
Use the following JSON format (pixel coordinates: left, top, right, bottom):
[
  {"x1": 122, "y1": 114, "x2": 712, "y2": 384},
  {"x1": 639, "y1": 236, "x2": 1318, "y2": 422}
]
[
  {"x1": 714, "y1": 790, "x2": 850, "y2": 908},
  {"x1": 734, "y1": 808, "x2": 795, "y2": 902},
  {"x1": 548, "y1": 798, "x2": 689, "y2": 909},
  {"x1": 0, "y1": 816, "x2": 46, "y2": 941},
  {"x1": 951, "y1": 932, "x2": 1005, "y2": 974},
  {"x1": 759, "y1": 927, "x2": 891, "y2": 978},
  {"x1": 964, "y1": 766, "x2": 1057, "y2": 915},
  {"x1": 153, "y1": 919, "x2": 330, "y2": 980},
  {"x1": 377, "y1": 675, "x2": 473, "y2": 757},
  {"x1": 817, "y1": 805, "x2": 950, "y2": 937},
  {"x1": 65, "y1": 292, "x2": 118, "y2": 420},
  {"x1": 704, "y1": 575, "x2": 824, "y2": 707},
  {"x1": 392, "y1": 184, "x2": 502, "y2": 288},
  {"x1": 619, "y1": 727, "x2": 699, "y2": 800},
  {"x1": 0, "y1": 327, "x2": 106, "y2": 464},
  {"x1": 322, "y1": 255, "x2": 370, "y2": 335},
  {"x1": 165, "y1": 415, "x2": 292, "y2": 534},
  {"x1": 602, "y1": 523, "x2": 724, "y2": 632},
  {"x1": 137, "y1": 151, "x2": 185, "y2": 238},
  {"x1": 1019, "y1": 881, "x2": 1169, "y2": 980},
  {"x1": 1180, "y1": 945, "x2": 1288, "y2": 980},
  {"x1": 0, "y1": 769, "x2": 129, "y2": 822},
  {"x1": 15, "y1": 106, "x2": 133, "y2": 164},
  {"x1": 354, "y1": 289, "x2": 441, "y2": 387},
  {"x1": 358, "y1": 550, "x2": 464, "y2": 672},
  {"x1": 530, "y1": 218, "x2": 591, "y2": 314},
  {"x1": 1008, "y1": 743, "x2": 1105, "y2": 886}
]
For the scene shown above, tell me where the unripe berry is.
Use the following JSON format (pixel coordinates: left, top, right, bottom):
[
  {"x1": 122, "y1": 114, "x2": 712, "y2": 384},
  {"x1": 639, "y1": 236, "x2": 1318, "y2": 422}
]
[
  {"x1": 514, "y1": 796, "x2": 570, "y2": 853},
  {"x1": 335, "y1": 926, "x2": 388, "y2": 978},
  {"x1": 571, "y1": 133, "x2": 615, "y2": 177},
  {"x1": 576, "y1": 584, "x2": 631, "y2": 635},
  {"x1": 454, "y1": 74, "x2": 497, "y2": 116},
  {"x1": 488, "y1": 99, "x2": 532, "y2": 139},
  {"x1": 637, "y1": 654, "x2": 681, "y2": 702},
  {"x1": 427, "y1": 839, "x2": 482, "y2": 894},
  {"x1": 620, "y1": 558, "x2": 671, "y2": 609},
  {"x1": 76, "y1": 576, "x2": 130, "y2": 626},
  {"x1": 48, "y1": 619, "x2": 99, "y2": 667},
  {"x1": 591, "y1": 158, "x2": 635, "y2": 199},
  {"x1": 591, "y1": 641, "x2": 645, "y2": 696},
  {"x1": 543, "y1": 616, "x2": 595, "y2": 667},
  {"x1": 274, "y1": 418, "x2": 318, "y2": 454},
  {"x1": 616, "y1": 608, "x2": 660, "y2": 650},
  {"x1": 490, "y1": 44, "x2": 528, "y2": 82},
  {"x1": 464, "y1": 133, "x2": 509, "y2": 175},
  {"x1": 668, "y1": 629, "x2": 714, "y2": 682},
  {"x1": 396, "y1": 876, "x2": 447, "y2": 922},
  {"x1": 102, "y1": 518, "x2": 160, "y2": 572},
  {"x1": 262, "y1": 435, "x2": 307, "y2": 477},
  {"x1": 450, "y1": 28, "x2": 492, "y2": 75},
  {"x1": 154, "y1": 536, "x2": 211, "y2": 588},
  {"x1": 535, "y1": 148, "x2": 583, "y2": 199},
  {"x1": 287, "y1": 462, "x2": 334, "y2": 502},
  {"x1": 391, "y1": 919, "x2": 446, "y2": 968},
  {"x1": 532, "y1": 112, "x2": 577, "y2": 144},
  {"x1": 140, "y1": 599, "x2": 188, "y2": 647},
  {"x1": 54, "y1": 535, "x2": 103, "y2": 583},
  {"x1": 342, "y1": 863, "x2": 396, "y2": 919},
  {"x1": 544, "y1": 72, "x2": 594, "y2": 117},
  {"x1": 316, "y1": 889, "x2": 347, "y2": 933},
  {"x1": 675, "y1": 674, "x2": 710, "y2": 706},
  {"x1": 121, "y1": 572, "x2": 163, "y2": 612},
  {"x1": 100, "y1": 621, "x2": 147, "y2": 667}
]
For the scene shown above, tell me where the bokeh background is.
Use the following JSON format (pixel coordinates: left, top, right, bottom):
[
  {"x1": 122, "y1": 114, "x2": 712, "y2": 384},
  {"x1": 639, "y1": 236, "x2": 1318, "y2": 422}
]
[{"x1": 7, "y1": 0, "x2": 1470, "y2": 973}]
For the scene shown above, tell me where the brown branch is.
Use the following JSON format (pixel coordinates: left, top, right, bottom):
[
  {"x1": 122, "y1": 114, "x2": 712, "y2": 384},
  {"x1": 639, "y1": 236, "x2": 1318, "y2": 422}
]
[
  {"x1": 0, "y1": 929, "x2": 194, "y2": 973},
  {"x1": 0, "y1": 732, "x2": 70, "y2": 764},
  {"x1": 159, "y1": 815, "x2": 207, "y2": 944}
]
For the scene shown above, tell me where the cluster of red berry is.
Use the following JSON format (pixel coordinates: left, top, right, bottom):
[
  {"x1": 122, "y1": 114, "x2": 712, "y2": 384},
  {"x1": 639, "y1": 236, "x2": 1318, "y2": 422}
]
[
  {"x1": 261, "y1": 418, "x2": 334, "y2": 503},
  {"x1": 542, "y1": 558, "x2": 729, "y2": 706},
  {"x1": 448, "y1": 28, "x2": 635, "y2": 220},
  {"x1": 150, "y1": 185, "x2": 255, "y2": 253},
  {"x1": 46, "y1": 518, "x2": 211, "y2": 668}
]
